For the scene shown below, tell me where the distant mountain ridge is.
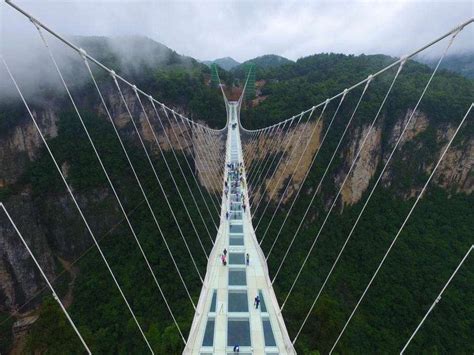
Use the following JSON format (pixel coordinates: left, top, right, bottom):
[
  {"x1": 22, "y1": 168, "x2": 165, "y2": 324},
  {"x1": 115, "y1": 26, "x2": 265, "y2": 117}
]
[
  {"x1": 237, "y1": 54, "x2": 293, "y2": 69},
  {"x1": 202, "y1": 56, "x2": 241, "y2": 70},
  {"x1": 418, "y1": 52, "x2": 474, "y2": 78}
]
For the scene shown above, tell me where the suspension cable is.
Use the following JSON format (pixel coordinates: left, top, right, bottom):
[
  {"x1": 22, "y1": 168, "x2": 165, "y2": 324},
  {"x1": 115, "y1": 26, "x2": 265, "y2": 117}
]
[
  {"x1": 250, "y1": 120, "x2": 293, "y2": 206},
  {"x1": 0, "y1": 203, "x2": 92, "y2": 354},
  {"x1": 266, "y1": 92, "x2": 347, "y2": 258},
  {"x1": 253, "y1": 108, "x2": 317, "y2": 230},
  {"x1": 148, "y1": 99, "x2": 220, "y2": 226},
  {"x1": 247, "y1": 126, "x2": 276, "y2": 191},
  {"x1": 259, "y1": 103, "x2": 327, "y2": 245},
  {"x1": 271, "y1": 80, "x2": 371, "y2": 280},
  {"x1": 1, "y1": 56, "x2": 154, "y2": 353},
  {"x1": 329, "y1": 102, "x2": 472, "y2": 353},
  {"x1": 133, "y1": 89, "x2": 214, "y2": 249},
  {"x1": 286, "y1": 28, "x2": 461, "y2": 317},
  {"x1": 172, "y1": 110, "x2": 224, "y2": 198},
  {"x1": 166, "y1": 108, "x2": 223, "y2": 208},
  {"x1": 249, "y1": 124, "x2": 284, "y2": 198},
  {"x1": 280, "y1": 60, "x2": 406, "y2": 310},
  {"x1": 111, "y1": 76, "x2": 205, "y2": 282},
  {"x1": 82, "y1": 56, "x2": 195, "y2": 323},
  {"x1": 252, "y1": 111, "x2": 306, "y2": 222},
  {"x1": 400, "y1": 244, "x2": 474, "y2": 354}
]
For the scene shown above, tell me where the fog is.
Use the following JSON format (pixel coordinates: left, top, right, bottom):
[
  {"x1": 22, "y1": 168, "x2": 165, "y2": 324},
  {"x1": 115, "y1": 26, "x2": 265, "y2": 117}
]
[{"x1": 0, "y1": 0, "x2": 472, "y2": 100}]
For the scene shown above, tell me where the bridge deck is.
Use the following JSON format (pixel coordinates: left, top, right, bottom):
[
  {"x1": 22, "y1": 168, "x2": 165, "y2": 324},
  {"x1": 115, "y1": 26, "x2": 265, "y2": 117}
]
[{"x1": 184, "y1": 102, "x2": 295, "y2": 354}]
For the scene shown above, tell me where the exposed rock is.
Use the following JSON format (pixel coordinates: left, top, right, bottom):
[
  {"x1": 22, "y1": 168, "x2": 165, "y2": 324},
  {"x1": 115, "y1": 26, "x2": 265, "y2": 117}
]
[
  {"x1": 0, "y1": 194, "x2": 56, "y2": 313},
  {"x1": 265, "y1": 119, "x2": 323, "y2": 203},
  {"x1": 0, "y1": 108, "x2": 59, "y2": 185},
  {"x1": 433, "y1": 137, "x2": 474, "y2": 193},
  {"x1": 340, "y1": 123, "x2": 383, "y2": 205},
  {"x1": 389, "y1": 109, "x2": 429, "y2": 147}
]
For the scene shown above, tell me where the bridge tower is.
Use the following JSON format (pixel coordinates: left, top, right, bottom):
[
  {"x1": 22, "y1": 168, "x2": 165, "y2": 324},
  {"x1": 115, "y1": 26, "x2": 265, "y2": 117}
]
[{"x1": 244, "y1": 63, "x2": 256, "y2": 100}]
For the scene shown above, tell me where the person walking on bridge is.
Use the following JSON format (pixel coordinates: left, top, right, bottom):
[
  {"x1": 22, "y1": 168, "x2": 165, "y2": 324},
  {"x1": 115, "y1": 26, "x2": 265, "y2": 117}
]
[{"x1": 254, "y1": 295, "x2": 260, "y2": 309}]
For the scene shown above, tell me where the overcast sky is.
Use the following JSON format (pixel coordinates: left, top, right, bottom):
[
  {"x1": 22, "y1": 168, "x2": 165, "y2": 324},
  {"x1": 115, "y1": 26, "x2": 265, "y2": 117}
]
[{"x1": 1, "y1": 0, "x2": 473, "y2": 63}]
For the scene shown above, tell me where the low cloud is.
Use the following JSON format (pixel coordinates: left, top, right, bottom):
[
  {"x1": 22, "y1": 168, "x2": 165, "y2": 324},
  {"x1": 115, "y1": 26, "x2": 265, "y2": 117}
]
[{"x1": 0, "y1": 0, "x2": 472, "y2": 99}]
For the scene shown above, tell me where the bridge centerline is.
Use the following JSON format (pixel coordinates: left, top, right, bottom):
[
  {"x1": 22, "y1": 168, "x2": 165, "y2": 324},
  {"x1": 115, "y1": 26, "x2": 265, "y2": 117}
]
[{"x1": 184, "y1": 101, "x2": 295, "y2": 354}]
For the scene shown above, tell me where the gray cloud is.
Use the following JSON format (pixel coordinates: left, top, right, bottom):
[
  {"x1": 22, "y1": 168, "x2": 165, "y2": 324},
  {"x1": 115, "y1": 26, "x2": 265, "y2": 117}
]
[
  {"x1": 1, "y1": 0, "x2": 472, "y2": 63},
  {"x1": 0, "y1": 0, "x2": 472, "y2": 101}
]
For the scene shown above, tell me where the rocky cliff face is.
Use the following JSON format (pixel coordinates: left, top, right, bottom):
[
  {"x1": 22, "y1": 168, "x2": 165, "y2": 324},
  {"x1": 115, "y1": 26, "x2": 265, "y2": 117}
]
[
  {"x1": 0, "y1": 87, "x2": 221, "y2": 321},
  {"x1": 0, "y1": 87, "x2": 471, "y2": 351},
  {"x1": 249, "y1": 108, "x2": 472, "y2": 208}
]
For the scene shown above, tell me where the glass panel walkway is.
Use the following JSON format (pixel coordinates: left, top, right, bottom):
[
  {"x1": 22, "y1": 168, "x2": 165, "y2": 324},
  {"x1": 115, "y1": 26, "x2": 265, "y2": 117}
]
[{"x1": 184, "y1": 102, "x2": 295, "y2": 354}]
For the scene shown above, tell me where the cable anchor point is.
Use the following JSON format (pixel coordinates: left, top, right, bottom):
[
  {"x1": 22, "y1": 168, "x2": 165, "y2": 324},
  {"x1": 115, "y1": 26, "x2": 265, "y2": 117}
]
[
  {"x1": 79, "y1": 48, "x2": 87, "y2": 60},
  {"x1": 400, "y1": 55, "x2": 408, "y2": 65}
]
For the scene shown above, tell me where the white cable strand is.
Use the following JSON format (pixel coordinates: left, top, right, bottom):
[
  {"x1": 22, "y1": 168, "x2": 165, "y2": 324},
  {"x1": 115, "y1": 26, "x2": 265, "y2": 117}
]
[
  {"x1": 249, "y1": 120, "x2": 292, "y2": 206},
  {"x1": 292, "y1": 33, "x2": 460, "y2": 322},
  {"x1": 265, "y1": 93, "x2": 347, "y2": 259},
  {"x1": 148, "y1": 99, "x2": 220, "y2": 228},
  {"x1": 41, "y1": 27, "x2": 197, "y2": 318},
  {"x1": 0, "y1": 203, "x2": 92, "y2": 354},
  {"x1": 133, "y1": 89, "x2": 214, "y2": 249},
  {"x1": 111, "y1": 76, "x2": 205, "y2": 282},
  {"x1": 258, "y1": 103, "x2": 326, "y2": 246},
  {"x1": 239, "y1": 20, "x2": 472, "y2": 134},
  {"x1": 189, "y1": 119, "x2": 226, "y2": 193},
  {"x1": 1, "y1": 56, "x2": 154, "y2": 353},
  {"x1": 250, "y1": 118, "x2": 297, "y2": 209},
  {"x1": 329, "y1": 102, "x2": 472, "y2": 353},
  {"x1": 246, "y1": 126, "x2": 274, "y2": 188},
  {"x1": 400, "y1": 244, "x2": 474, "y2": 354},
  {"x1": 271, "y1": 80, "x2": 371, "y2": 280},
  {"x1": 252, "y1": 111, "x2": 307, "y2": 223},
  {"x1": 249, "y1": 123, "x2": 286, "y2": 191},
  {"x1": 253, "y1": 108, "x2": 316, "y2": 230},
  {"x1": 7, "y1": 0, "x2": 469, "y2": 139},
  {"x1": 248, "y1": 125, "x2": 280, "y2": 196},
  {"x1": 243, "y1": 131, "x2": 259, "y2": 163},
  {"x1": 166, "y1": 108, "x2": 223, "y2": 209},
  {"x1": 4, "y1": 1, "x2": 227, "y2": 135},
  {"x1": 37, "y1": 27, "x2": 165, "y2": 352},
  {"x1": 280, "y1": 61, "x2": 406, "y2": 310},
  {"x1": 83, "y1": 56, "x2": 195, "y2": 323},
  {"x1": 169, "y1": 110, "x2": 224, "y2": 199},
  {"x1": 192, "y1": 121, "x2": 226, "y2": 192}
]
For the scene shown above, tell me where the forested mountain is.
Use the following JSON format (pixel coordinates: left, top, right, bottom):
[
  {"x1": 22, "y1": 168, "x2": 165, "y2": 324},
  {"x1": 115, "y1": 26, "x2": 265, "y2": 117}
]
[
  {"x1": 202, "y1": 57, "x2": 241, "y2": 71},
  {"x1": 419, "y1": 52, "x2": 474, "y2": 78},
  {"x1": 0, "y1": 36, "x2": 472, "y2": 354},
  {"x1": 238, "y1": 52, "x2": 473, "y2": 353},
  {"x1": 231, "y1": 54, "x2": 294, "y2": 79},
  {"x1": 239, "y1": 54, "x2": 293, "y2": 69}
]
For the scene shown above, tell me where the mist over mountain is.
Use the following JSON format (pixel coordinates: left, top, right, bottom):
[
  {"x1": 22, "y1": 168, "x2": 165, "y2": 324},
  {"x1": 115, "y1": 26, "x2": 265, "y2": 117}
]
[
  {"x1": 1, "y1": 34, "x2": 473, "y2": 354},
  {"x1": 418, "y1": 51, "x2": 474, "y2": 79}
]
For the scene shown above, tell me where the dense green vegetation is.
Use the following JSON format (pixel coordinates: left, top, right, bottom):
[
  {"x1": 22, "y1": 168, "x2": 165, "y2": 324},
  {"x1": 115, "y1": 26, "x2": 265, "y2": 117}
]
[
  {"x1": 231, "y1": 54, "x2": 294, "y2": 79},
  {"x1": 2, "y1": 105, "x2": 219, "y2": 353},
  {"x1": 239, "y1": 53, "x2": 473, "y2": 130},
  {"x1": 0, "y1": 38, "x2": 225, "y2": 350},
  {"x1": 1, "y1": 40, "x2": 472, "y2": 354},
  {"x1": 421, "y1": 52, "x2": 474, "y2": 79},
  {"x1": 244, "y1": 53, "x2": 473, "y2": 353}
]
